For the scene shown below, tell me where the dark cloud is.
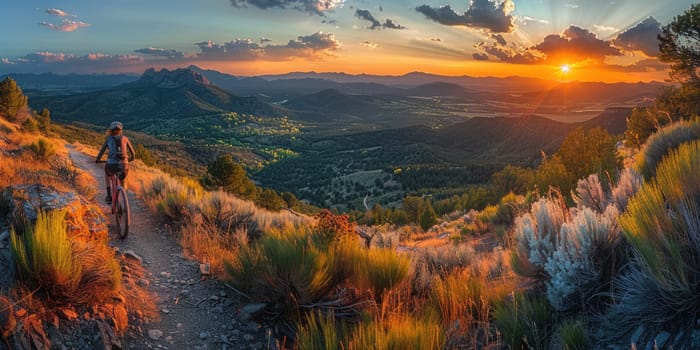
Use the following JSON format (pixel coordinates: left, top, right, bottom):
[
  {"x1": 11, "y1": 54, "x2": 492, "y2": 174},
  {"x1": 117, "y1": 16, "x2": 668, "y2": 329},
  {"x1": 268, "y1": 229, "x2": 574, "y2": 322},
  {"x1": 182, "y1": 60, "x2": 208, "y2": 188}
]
[
  {"x1": 355, "y1": 9, "x2": 405, "y2": 30},
  {"x1": 195, "y1": 39, "x2": 264, "y2": 60},
  {"x1": 429, "y1": 37, "x2": 441, "y2": 42},
  {"x1": 472, "y1": 52, "x2": 489, "y2": 60},
  {"x1": 134, "y1": 48, "x2": 185, "y2": 59},
  {"x1": 479, "y1": 44, "x2": 542, "y2": 64},
  {"x1": 616, "y1": 58, "x2": 668, "y2": 72},
  {"x1": 490, "y1": 33, "x2": 507, "y2": 46},
  {"x1": 614, "y1": 17, "x2": 662, "y2": 56},
  {"x1": 533, "y1": 25, "x2": 621, "y2": 62},
  {"x1": 196, "y1": 32, "x2": 341, "y2": 61},
  {"x1": 229, "y1": 0, "x2": 343, "y2": 16},
  {"x1": 356, "y1": 9, "x2": 381, "y2": 29},
  {"x1": 415, "y1": 0, "x2": 515, "y2": 33},
  {"x1": 383, "y1": 19, "x2": 405, "y2": 30},
  {"x1": 39, "y1": 19, "x2": 90, "y2": 32}
]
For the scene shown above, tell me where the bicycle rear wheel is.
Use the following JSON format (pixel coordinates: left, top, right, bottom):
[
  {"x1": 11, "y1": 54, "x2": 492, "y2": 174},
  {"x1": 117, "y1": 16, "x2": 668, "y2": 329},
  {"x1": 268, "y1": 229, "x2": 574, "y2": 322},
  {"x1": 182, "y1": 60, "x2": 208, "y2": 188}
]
[{"x1": 115, "y1": 187, "x2": 130, "y2": 238}]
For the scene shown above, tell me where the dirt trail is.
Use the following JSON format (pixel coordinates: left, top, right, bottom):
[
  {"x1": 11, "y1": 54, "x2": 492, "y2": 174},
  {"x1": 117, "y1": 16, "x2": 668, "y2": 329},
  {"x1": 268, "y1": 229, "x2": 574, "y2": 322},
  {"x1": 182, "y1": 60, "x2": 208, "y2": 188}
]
[{"x1": 68, "y1": 145, "x2": 271, "y2": 350}]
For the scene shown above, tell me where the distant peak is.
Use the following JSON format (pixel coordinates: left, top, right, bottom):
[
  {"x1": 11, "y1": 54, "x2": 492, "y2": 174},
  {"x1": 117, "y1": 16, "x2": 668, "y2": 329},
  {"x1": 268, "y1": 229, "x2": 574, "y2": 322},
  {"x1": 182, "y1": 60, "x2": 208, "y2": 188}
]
[{"x1": 140, "y1": 67, "x2": 211, "y2": 88}]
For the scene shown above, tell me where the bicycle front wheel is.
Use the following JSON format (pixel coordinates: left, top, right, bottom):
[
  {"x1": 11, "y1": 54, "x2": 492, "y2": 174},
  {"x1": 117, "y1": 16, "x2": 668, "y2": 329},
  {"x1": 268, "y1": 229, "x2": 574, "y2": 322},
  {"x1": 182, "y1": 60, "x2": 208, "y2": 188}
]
[{"x1": 115, "y1": 187, "x2": 130, "y2": 238}]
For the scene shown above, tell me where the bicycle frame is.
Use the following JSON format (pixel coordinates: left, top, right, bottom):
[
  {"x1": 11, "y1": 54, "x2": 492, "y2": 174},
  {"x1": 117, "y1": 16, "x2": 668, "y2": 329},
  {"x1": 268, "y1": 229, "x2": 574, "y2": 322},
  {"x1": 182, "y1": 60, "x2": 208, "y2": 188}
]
[
  {"x1": 97, "y1": 160, "x2": 130, "y2": 238},
  {"x1": 108, "y1": 172, "x2": 123, "y2": 214}
]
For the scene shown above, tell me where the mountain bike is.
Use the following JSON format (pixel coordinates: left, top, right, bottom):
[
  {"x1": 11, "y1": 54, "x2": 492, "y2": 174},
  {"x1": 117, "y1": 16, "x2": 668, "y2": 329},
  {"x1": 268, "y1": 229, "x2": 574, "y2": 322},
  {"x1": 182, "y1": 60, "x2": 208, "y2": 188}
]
[{"x1": 97, "y1": 161, "x2": 130, "y2": 238}]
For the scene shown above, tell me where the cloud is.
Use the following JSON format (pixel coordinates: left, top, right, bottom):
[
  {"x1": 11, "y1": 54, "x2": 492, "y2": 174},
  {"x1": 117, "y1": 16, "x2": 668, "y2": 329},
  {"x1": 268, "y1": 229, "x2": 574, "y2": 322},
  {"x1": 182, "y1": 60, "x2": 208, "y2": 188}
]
[
  {"x1": 383, "y1": 19, "x2": 405, "y2": 30},
  {"x1": 490, "y1": 33, "x2": 507, "y2": 46},
  {"x1": 477, "y1": 42, "x2": 542, "y2": 63},
  {"x1": 1, "y1": 58, "x2": 14, "y2": 65},
  {"x1": 356, "y1": 9, "x2": 405, "y2": 30},
  {"x1": 593, "y1": 24, "x2": 618, "y2": 33},
  {"x1": 229, "y1": 0, "x2": 344, "y2": 16},
  {"x1": 360, "y1": 40, "x2": 379, "y2": 49},
  {"x1": 39, "y1": 19, "x2": 90, "y2": 32},
  {"x1": 614, "y1": 17, "x2": 662, "y2": 56},
  {"x1": 429, "y1": 37, "x2": 441, "y2": 42},
  {"x1": 1, "y1": 51, "x2": 144, "y2": 73},
  {"x1": 16, "y1": 52, "x2": 142, "y2": 64},
  {"x1": 46, "y1": 8, "x2": 76, "y2": 17},
  {"x1": 564, "y1": 3, "x2": 580, "y2": 9},
  {"x1": 415, "y1": 0, "x2": 515, "y2": 33},
  {"x1": 196, "y1": 32, "x2": 341, "y2": 61},
  {"x1": 472, "y1": 52, "x2": 489, "y2": 60},
  {"x1": 520, "y1": 16, "x2": 549, "y2": 25},
  {"x1": 533, "y1": 25, "x2": 621, "y2": 63},
  {"x1": 612, "y1": 58, "x2": 668, "y2": 72},
  {"x1": 134, "y1": 48, "x2": 186, "y2": 59},
  {"x1": 356, "y1": 9, "x2": 381, "y2": 29}
]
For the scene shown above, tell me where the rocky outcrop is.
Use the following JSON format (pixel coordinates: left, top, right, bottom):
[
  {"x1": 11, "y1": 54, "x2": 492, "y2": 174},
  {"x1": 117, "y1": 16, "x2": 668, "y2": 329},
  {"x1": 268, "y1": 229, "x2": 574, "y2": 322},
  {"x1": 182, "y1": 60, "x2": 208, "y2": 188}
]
[
  {"x1": 140, "y1": 68, "x2": 211, "y2": 88},
  {"x1": 1, "y1": 184, "x2": 107, "y2": 239}
]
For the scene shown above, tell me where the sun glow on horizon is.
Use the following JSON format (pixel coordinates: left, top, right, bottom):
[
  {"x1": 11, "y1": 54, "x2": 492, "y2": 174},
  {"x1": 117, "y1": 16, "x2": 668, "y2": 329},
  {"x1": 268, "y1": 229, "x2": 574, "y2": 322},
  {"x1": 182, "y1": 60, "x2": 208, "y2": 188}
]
[{"x1": 560, "y1": 64, "x2": 571, "y2": 74}]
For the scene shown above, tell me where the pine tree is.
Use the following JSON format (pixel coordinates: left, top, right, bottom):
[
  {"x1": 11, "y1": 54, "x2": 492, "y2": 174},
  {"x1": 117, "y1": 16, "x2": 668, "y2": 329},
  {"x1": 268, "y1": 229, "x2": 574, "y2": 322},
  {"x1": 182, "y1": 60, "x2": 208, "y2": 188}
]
[
  {"x1": 206, "y1": 155, "x2": 258, "y2": 200},
  {"x1": 0, "y1": 77, "x2": 28, "y2": 121},
  {"x1": 37, "y1": 108, "x2": 51, "y2": 133}
]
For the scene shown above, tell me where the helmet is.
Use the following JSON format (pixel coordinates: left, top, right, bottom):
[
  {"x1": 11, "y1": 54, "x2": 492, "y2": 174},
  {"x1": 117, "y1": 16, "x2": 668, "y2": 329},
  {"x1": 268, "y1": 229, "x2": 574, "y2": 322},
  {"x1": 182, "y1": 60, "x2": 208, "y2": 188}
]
[{"x1": 109, "y1": 121, "x2": 123, "y2": 131}]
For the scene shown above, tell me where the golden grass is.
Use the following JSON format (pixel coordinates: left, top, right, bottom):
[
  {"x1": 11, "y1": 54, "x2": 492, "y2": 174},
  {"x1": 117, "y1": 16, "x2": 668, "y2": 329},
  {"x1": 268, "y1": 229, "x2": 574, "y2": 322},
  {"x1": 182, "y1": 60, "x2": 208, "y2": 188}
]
[
  {"x1": 180, "y1": 223, "x2": 241, "y2": 276},
  {"x1": 10, "y1": 210, "x2": 121, "y2": 305}
]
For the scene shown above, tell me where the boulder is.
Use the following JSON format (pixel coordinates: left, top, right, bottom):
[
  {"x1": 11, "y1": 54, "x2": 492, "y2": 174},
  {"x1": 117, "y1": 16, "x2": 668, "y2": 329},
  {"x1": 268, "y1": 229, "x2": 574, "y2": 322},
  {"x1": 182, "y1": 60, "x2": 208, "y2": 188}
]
[{"x1": 1, "y1": 184, "x2": 108, "y2": 240}]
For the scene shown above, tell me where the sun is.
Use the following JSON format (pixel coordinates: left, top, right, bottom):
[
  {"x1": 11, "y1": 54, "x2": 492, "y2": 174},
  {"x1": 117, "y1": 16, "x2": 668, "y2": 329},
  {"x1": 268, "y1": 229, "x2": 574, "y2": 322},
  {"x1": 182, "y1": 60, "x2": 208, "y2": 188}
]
[{"x1": 560, "y1": 64, "x2": 571, "y2": 73}]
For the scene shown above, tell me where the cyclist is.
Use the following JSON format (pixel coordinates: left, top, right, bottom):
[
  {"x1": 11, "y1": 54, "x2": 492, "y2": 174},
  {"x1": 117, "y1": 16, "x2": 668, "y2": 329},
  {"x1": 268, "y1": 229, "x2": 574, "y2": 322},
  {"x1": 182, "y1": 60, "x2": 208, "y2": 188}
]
[{"x1": 95, "y1": 121, "x2": 135, "y2": 204}]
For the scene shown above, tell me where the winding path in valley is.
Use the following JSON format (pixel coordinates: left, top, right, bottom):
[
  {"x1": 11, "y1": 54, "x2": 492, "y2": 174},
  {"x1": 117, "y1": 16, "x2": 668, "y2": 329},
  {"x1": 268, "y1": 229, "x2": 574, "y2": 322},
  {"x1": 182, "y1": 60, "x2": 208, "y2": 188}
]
[{"x1": 68, "y1": 144, "x2": 272, "y2": 350}]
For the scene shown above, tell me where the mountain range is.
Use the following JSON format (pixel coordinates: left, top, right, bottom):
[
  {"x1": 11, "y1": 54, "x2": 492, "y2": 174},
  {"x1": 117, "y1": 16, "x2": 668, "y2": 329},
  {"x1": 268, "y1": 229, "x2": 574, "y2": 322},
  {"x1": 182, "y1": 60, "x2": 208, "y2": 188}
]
[{"x1": 31, "y1": 68, "x2": 289, "y2": 126}]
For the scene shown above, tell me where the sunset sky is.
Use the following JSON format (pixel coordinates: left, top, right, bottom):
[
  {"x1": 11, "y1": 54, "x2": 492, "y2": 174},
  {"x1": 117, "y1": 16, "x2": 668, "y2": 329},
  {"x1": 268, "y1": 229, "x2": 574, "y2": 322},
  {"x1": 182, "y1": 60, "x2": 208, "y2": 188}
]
[{"x1": 0, "y1": 0, "x2": 695, "y2": 82}]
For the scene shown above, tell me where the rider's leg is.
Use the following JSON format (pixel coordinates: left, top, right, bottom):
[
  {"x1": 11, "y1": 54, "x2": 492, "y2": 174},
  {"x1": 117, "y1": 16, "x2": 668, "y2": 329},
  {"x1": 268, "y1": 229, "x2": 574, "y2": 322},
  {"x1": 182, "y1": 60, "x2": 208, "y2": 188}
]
[
  {"x1": 105, "y1": 164, "x2": 119, "y2": 203},
  {"x1": 119, "y1": 164, "x2": 129, "y2": 190}
]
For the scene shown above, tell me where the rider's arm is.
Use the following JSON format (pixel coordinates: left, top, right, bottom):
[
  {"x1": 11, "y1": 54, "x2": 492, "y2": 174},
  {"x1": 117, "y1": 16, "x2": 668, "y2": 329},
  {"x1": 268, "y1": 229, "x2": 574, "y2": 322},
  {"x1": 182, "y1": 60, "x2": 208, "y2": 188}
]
[
  {"x1": 95, "y1": 138, "x2": 108, "y2": 162},
  {"x1": 127, "y1": 138, "x2": 136, "y2": 162}
]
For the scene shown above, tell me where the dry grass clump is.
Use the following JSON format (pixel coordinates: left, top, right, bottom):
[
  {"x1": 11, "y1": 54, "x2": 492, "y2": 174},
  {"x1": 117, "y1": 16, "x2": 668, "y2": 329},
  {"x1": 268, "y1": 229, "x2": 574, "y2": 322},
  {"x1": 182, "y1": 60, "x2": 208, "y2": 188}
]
[
  {"x1": 10, "y1": 210, "x2": 121, "y2": 305},
  {"x1": 295, "y1": 309, "x2": 445, "y2": 350}
]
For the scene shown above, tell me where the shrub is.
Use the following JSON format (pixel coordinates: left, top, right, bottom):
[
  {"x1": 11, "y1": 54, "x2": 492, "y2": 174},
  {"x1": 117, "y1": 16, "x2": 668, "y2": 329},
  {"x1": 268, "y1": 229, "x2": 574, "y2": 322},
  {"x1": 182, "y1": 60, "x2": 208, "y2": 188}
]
[
  {"x1": 11, "y1": 210, "x2": 80, "y2": 298},
  {"x1": 513, "y1": 196, "x2": 567, "y2": 277},
  {"x1": 604, "y1": 140, "x2": 700, "y2": 345},
  {"x1": 572, "y1": 174, "x2": 607, "y2": 212},
  {"x1": 353, "y1": 248, "x2": 411, "y2": 299},
  {"x1": 10, "y1": 210, "x2": 120, "y2": 305},
  {"x1": 493, "y1": 293, "x2": 553, "y2": 350},
  {"x1": 544, "y1": 205, "x2": 622, "y2": 311},
  {"x1": 295, "y1": 311, "x2": 348, "y2": 350},
  {"x1": 610, "y1": 168, "x2": 642, "y2": 211},
  {"x1": 513, "y1": 193, "x2": 626, "y2": 311},
  {"x1": 29, "y1": 138, "x2": 55, "y2": 159},
  {"x1": 635, "y1": 119, "x2": 700, "y2": 179},
  {"x1": 314, "y1": 209, "x2": 356, "y2": 247},
  {"x1": 559, "y1": 319, "x2": 587, "y2": 350},
  {"x1": 416, "y1": 243, "x2": 475, "y2": 275},
  {"x1": 347, "y1": 313, "x2": 445, "y2": 350},
  {"x1": 225, "y1": 228, "x2": 340, "y2": 319},
  {"x1": 429, "y1": 270, "x2": 490, "y2": 337}
]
